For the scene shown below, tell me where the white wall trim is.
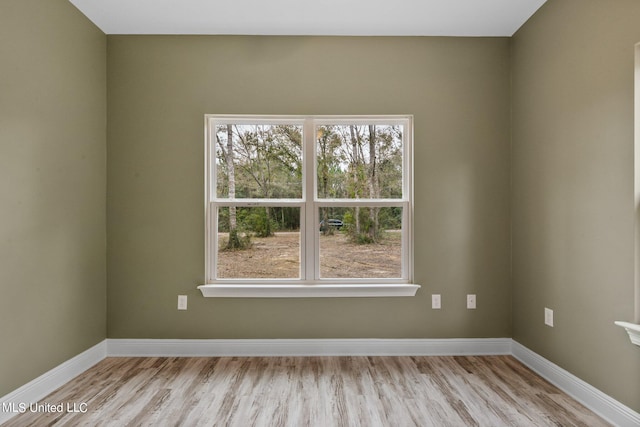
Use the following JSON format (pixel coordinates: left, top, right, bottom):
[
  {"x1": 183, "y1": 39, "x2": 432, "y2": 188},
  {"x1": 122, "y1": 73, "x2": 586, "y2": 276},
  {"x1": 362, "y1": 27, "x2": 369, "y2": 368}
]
[
  {"x1": 198, "y1": 283, "x2": 421, "y2": 298},
  {"x1": 106, "y1": 338, "x2": 511, "y2": 357},
  {"x1": 2, "y1": 339, "x2": 638, "y2": 427},
  {"x1": 0, "y1": 341, "x2": 107, "y2": 425},
  {"x1": 512, "y1": 341, "x2": 640, "y2": 427},
  {"x1": 615, "y1": 321, "x2": 640, "y2": 346}
]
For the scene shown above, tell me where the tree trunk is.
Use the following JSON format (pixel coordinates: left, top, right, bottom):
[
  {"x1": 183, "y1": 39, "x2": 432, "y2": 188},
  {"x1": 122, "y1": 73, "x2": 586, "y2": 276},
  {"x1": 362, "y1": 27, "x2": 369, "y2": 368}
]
[
  {"x1": 368, "y1": 125, "x2": 379, "y2": 241},
  {"x1": 349, "y1": 125, "x2": 360, "y2": 235},
  {"x1": 320, "y1": 131, "x2": 331, "y2": 235},
  {"x1": 226, "y1": 125, "x2": 240, "y2": 249},
  {"x1": 264, "y1": 206, "x2": 272, "y2": 237}
]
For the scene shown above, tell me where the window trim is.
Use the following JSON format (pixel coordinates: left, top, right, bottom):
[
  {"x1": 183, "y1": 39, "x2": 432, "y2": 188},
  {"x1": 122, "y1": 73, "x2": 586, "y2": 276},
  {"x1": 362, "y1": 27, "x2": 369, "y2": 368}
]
[
  {"x1": 197, "y1": 283, "x2": 420, "y2": 298},
  {"x1": 200, "y1": 114, "x2": 419, "y2": 298}
]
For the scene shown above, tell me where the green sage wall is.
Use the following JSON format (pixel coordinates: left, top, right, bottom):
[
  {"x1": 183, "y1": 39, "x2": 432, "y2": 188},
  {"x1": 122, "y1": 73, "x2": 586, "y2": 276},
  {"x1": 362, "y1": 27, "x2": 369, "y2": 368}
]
[
  {"x1": 106, "y1": 36, "x2": 512, "y2": 339},
  {"x1": 0, "y1": 0, "x2": 107, "y2": 396},
  {"x1": 511, "y1": 0, "x2": 640, "y2": 412},
  {"x1": 4, "y1": 0, "x2": 640, "y2": 415}
]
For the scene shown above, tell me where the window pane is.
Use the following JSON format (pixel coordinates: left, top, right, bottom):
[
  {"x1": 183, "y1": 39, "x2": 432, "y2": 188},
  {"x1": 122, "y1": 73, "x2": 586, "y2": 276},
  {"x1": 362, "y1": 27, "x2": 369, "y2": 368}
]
[
  {"x1": 216, "y1": 206, "x2": 300, "y2": 279},
  {"x1": 316, "y1": 124, "x2": 403, "y2": 199},
  {"x1": 216, "y1": 124, "x2": 303, "y2": 199},
  {"x1": 318, "y1": 206, "x2": 402, "y2": 279}
]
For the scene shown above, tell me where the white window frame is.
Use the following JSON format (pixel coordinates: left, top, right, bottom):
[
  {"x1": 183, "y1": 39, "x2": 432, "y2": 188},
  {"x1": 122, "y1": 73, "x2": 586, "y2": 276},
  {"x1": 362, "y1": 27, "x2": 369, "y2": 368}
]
[{"x1": 198, "y1": 115, "x2": 419, "y2": 298}]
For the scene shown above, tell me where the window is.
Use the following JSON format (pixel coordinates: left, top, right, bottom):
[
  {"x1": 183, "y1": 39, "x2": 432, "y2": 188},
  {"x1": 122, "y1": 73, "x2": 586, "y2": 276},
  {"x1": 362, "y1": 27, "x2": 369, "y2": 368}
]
[{"x1": 199, "y1": 115, "x2": 419, "y2": 297}]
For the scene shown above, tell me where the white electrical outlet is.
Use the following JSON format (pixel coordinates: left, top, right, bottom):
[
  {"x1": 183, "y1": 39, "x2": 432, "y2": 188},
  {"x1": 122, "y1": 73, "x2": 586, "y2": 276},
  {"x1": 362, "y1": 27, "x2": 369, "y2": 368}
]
[
  {"x1": 466, "y1": 294, "x2": 476, "y2": 309},
  {"x1": 545, "y1": 308, "x2": 554, "y2": 327},
  {"x1": 432, "y1": 294, "x2": 441, "y2": 309},
  {"x1": 178, "y1": 295, "x2": 188, "y2": 310}
]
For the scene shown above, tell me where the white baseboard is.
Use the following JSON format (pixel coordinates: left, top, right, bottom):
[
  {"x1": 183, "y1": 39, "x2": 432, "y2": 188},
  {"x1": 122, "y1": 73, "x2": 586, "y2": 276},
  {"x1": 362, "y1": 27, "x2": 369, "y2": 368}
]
[
  {"x1": 512, "y1": 341, "x2": 640, "y2": 427},
  {"x1": 0, "y1": 341, "x2": 107, "y2": 425},
  {"x1": 2, "y1": 339, "x2": 638, "y2": 427},
  {"x1": 106, "y1": 337, "x2": 512, "y2": 357}
]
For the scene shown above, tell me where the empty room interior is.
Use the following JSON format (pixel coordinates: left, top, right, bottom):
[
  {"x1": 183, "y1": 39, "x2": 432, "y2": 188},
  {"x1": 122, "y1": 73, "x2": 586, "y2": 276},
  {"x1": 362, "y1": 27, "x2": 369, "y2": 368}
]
[{"x1": 1, "y1": 0, "x2": 640, "y2": 425}]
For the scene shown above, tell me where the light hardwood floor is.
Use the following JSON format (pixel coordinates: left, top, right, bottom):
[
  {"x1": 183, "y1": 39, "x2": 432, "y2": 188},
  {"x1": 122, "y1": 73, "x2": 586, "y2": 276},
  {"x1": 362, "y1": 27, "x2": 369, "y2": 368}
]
[{"x1": 3, "y1": 356, "x2": 609, "y2": 426}]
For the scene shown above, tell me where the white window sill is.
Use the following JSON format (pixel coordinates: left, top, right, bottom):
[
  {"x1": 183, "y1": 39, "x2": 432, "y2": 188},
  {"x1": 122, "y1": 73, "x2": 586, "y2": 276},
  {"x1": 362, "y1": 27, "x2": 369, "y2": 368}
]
[
  {"x1": 615, "y1": 321, "x2": 640, "y2": 346},
  {"x1": 198, "y1": 283, "x2": 420, "y2": 298}
]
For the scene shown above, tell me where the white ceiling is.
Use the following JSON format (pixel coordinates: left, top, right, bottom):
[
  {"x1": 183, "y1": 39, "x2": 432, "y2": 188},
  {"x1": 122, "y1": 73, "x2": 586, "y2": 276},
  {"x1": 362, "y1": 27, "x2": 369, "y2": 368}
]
[{"x1": 68, "y1": 0, "x2": 547, "y2": 36}]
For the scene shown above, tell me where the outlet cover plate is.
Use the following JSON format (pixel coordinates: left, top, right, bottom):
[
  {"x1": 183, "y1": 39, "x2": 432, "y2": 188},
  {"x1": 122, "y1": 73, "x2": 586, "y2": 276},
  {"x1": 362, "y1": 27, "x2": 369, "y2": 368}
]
[
  {"x1": 545, "y1": 307, "x2": 554, "y2": 327},
  {"x1": 466, "y1": 294, "x2": 476, "y2": 309},
  {"x1": 178, "y1": 295, "x2": 188, "y2": 310},
  {"x1": 432, "y1": 294, "x2": 441, "y2": 309}
]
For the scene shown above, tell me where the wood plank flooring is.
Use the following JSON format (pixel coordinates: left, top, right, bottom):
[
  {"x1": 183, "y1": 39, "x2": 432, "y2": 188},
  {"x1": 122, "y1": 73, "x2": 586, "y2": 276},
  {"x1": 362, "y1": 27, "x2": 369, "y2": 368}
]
[{"x1": 2, "y1": 356, "x2": 609, "y2": 426}]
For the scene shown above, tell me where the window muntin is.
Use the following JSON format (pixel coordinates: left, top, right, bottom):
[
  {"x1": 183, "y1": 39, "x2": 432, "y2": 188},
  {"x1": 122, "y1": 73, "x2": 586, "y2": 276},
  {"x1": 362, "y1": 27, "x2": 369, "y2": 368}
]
[{"x1": 206, "y1": 115, "x2": 412, "y2": 285}]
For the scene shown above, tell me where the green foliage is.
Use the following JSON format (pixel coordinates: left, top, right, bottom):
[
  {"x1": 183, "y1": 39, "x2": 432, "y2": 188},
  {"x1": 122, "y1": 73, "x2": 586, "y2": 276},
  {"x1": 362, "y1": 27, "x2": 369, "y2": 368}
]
[
  {"x1": 216, "y1": 124, "x2": 303, "y2": 200},
  {"x1": 342, "y1": 208, "x2": 374, "y2": 243},
  {"x1": 223, "y1": 228, "x2": 252, "y2": 251},
  {"x1": 274, "y1": 206, "x2": 300, "y2": 231},
  {"x1": 314, "y1": 124, "x2": 403, "y2": 199},
  {"x1": 342, "y1": 210, "x2": 355, "y2": 227},
  {"x1": 378, "y1": 206, "x2": 402, "y2": 229},
  {"x1": 241, "y1": 207, "x2": 275, "y2": 238},
  {"x1": 342, "y1": 207, "x2": 401, "y2": 244},
  {"x1": 354, "y1": 233, "x2": 375, "y2": 244},
  {"x1": 216, "y1": 123, "x2": 404, "y2": 244}
]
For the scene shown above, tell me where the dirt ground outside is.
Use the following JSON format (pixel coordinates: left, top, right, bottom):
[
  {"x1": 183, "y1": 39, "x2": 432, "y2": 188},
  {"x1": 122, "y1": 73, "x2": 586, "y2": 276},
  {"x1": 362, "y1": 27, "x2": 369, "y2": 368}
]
[{"x1": 216, "y1": 231, "x2": 401, "y2": 279}]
